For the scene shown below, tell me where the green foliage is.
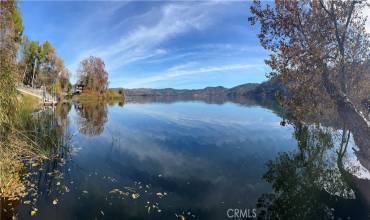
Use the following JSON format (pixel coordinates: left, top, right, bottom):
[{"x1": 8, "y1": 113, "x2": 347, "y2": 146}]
[
  {"x1": 19, "y1": 39, "x2": 70, "y2": 94},
  {"x1": 12, "y1": 4, "x2": 23, "y2": 43},
  {"x1": 0, "y1": 0, "x2": 23, "y2": 139}
]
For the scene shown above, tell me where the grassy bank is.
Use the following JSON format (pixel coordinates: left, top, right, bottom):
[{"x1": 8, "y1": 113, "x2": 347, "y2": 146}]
[
  {"x1": 0, "y1": 95, "x2": 46, "y2": 201},
  {"x1": 1, "y1": 93, "x2": 67, "y2": 203},
  {"x1": 71, "y1": 89, "x2": 125, "y2": 102},
  {"x1": 17, "y1": 93, "x2": 40, "y2": 110}
]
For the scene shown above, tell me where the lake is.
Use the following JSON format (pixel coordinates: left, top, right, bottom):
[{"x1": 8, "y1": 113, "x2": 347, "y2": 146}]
[{"x1": 12, "y1": 97, "x2": 370, "y2": 219}]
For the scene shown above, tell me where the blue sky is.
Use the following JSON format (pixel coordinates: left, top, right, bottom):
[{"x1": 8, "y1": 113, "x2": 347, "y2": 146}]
[{"x1": 20, "y1": 1, "x2": 270, "y2": 89}]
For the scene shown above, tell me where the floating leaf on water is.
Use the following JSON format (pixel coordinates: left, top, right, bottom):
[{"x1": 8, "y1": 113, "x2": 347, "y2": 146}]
[
  {"x1": 158, "y1": 174, "x2": 163, "y2": 178},
  {"x1": 82, "y1": 190, "x2": 88, "y2": 194},
  {"x1": 156, "y1": 192, "x2": 164, "y2": 198},
  {"x1": 52, "y1": 199, "x2": 59, "y2": 205},
  {"x1": 158, "y1": 209, "x2": 162, "y2": 213},
  {"x1": 109, "y1": 189, "x2": 120, "y2": 194},
  {"x1": 56, "y1": 182, "x2": 61, "y2": 186},
  {"x1": 131, "y1": 193, "x2": 140, "y2": 199},
  {"x1": 175, "y1": 214, "x2": 186, "y2": 220},
  {"x1": 100, "y1": 210, "x2": 104, "y2": 216},
  {"x1": 30, "y1": 208, "x2": 38, "y2": 216}
]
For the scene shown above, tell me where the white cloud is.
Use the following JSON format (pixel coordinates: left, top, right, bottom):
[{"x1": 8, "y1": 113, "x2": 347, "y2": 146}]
[
  {"x1": 123, "y1": 63, "x2": 263, "y2": 88},
  {"x1": 71, "y1": 1, "x2": 227, "y2": 76}
]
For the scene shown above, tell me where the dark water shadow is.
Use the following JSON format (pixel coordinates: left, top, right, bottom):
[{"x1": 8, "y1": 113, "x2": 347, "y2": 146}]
[{"x1": 254, "y1": 94, "x2": 370, "y2": 219}]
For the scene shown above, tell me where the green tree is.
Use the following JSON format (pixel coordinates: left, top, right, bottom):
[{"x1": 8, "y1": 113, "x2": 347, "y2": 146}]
[
  {"x1": 20, "y1": 39, "x2": 70, "y2": 93},
  {"x1": 22, "y1": 40, "x2": 42, "y2": 87}
]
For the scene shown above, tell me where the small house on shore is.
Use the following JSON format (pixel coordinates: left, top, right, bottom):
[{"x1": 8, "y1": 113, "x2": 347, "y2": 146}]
[{"x1": 72, "y1": 81, "x2": 86, "y2": 95}]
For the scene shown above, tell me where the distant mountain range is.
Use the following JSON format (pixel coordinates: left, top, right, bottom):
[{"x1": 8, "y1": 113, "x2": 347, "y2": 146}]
[{"x1": 124, "y1": 77, "x2": 283, "y2": 99}]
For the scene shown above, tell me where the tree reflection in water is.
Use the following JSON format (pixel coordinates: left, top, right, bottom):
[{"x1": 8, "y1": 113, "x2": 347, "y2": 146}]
[
  {"x1": 257, "y1": 115, "x2": 370, "y2": 219},
  {"x1": 75, "y1": 101, "x2": 108, "y2": 136}
]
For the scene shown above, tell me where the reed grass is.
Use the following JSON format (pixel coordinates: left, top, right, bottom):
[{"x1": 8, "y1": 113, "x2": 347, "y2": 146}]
[{"x1": 0, "y1": 95, "x2": 53, "y2": 201}]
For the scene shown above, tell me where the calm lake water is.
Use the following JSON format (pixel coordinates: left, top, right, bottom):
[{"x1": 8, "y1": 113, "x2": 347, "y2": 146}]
[{"x1": 14, "y1": 98, "x2": 370, "y2": 219}]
